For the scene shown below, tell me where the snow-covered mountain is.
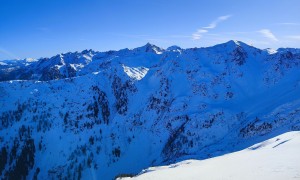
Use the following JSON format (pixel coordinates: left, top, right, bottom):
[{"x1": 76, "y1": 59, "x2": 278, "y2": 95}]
[
  {"x1": 121, "y1": 131, "x2": 300, "y2": 180},
  {"x1": 0, "y1": 40, "x2": 300, "y2": 180}
]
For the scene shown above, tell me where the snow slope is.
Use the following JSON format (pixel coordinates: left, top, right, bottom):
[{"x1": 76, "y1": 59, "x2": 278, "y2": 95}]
[
  {"x1": 122, "y1": 131, "x2": 300, "y2": 180},
  {"x1": 0, "y1": 41, "x2": 300, "y2": 180}
]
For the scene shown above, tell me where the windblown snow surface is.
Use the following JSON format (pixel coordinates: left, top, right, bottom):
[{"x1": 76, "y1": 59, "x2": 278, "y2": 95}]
[{"x1": 121, "y1": 131, "x2": 300, "y2": 180}]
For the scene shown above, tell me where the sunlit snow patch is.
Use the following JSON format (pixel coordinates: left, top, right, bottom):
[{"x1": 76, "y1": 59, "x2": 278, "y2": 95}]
[
  {"x1": 25, "y1": 58, "x2": 37, "y2": 62},
  {"x1": 153, "y1": 47, "x2": 163, "y2": 54},
  {"x1": 122, "y1": 64, "x2": 149, "y2": 80},
  {"x1": 265, "y1": 48, "x2": 278, "y2": 54},
  {"x1": 0, "y1": 62, "x2": 8, "y2": 65}
]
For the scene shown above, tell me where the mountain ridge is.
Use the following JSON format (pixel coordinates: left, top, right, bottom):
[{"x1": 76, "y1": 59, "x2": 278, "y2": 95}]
[{"x1": 1, "y1": 40, "x2": 299, "y2": 83}]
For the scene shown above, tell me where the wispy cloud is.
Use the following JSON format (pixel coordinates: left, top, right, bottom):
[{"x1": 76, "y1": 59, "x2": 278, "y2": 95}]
[
  {"x1": 258, "y1": 29, "x2": 279, "y2": 41},
  {"x1": 204, "y1": 15, "x2": 232, "y2": 29},
  {"x1": 286, "y1": 35, "x2": 300, "y2": 40},
  {"x1": 192, "y1": 15, "x2": 232, "y2": 40},
  {"x1": 275, "y1": 22, "x2": 300, "y2": 26},
  {"x1": 0, "y1": 47, "x2": 20, "y2": 59},
  {"x1": 192, "y1": 29, "x2": 208, "y2": 40}
]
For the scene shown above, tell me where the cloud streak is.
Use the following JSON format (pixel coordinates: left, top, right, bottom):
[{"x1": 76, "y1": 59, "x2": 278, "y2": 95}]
[
  {"x1": 258, "y1": 29, "x2": 279, "y2": 41},
  {"x1": 192, "y1": 15, "x2": 232, "y2": 40},
  {"x1": 192, "y1": 29, "x2": 208, "y2": 40},
  {"x1": 286, "y1": 35, "x2": 300, "y2": 41},
  {"x1": 275, "y1": 22, "x2": 300, "y2": 26},
  {"x1": 204, "y1": 15, "x2": 232, "y2": 29},
  {"x1": 0, "y1": 47, "x2": 20, "y2": 60}
]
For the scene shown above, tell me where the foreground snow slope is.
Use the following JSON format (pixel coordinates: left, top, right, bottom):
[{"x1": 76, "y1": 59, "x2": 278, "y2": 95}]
[{"x1": 124, "y1": 131, "x2": 300, "y2": 180}]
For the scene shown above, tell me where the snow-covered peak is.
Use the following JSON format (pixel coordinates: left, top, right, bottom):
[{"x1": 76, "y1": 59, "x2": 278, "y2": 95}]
[
  {"x1": 134, "y1": 43, "x2": 165, "y2": 54},
  {"x1": 81, "y1": 49, "x2": 96, "y2": 55},
  {"x1": 208, "y1": 40, "x2": 262, "y2": 58},
  {"x1": 166, "y1": 45, "x2": 182, "y2": 52},
  {"x1": 211, "y1": 40, "x2": 257, "y2": 50},
  {"x1": 229, "y1": 40, "x2": 241, "y2": 45},
  {"x1": 217, "y1": 40, "x2": 241, "y2": 48}
]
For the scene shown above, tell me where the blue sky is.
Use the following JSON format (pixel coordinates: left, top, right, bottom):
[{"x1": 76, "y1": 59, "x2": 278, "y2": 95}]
[{"x1": 0, "y1": 0, "x2": 300, "y2": 60}]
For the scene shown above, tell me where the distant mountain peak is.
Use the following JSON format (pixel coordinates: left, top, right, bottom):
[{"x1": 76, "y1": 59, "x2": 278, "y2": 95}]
[
  {"x1": 219, "y1": 40, "x2": 258, "y2": 48},
  {"x1": 222, "y1": 40, "x2": 245, "y2": 48},
  {"x1": 167, "y1": 45, "x2": 182, "y2": 51},
  {"x1": 134, "y1": 43, "x2": 165, "y2": 54},
  {"x1": 228, "y1": 40, "x2": 241, "y2": 45},
  {"x1": 209, "y1": 40, "x2": 262, "y2": 55},
  {"x1": 81, "y1": 49, "x2": 96, "y2": 55}
]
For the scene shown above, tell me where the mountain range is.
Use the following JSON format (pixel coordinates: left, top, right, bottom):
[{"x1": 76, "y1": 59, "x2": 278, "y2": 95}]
[{"x1": 0, "y1": 40, "x2": 300, "y2": 180}]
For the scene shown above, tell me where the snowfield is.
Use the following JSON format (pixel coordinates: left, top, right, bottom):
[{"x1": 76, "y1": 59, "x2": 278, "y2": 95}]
[{"x1": 123, "y1": 131, "x2": 300, "y2": 180}]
